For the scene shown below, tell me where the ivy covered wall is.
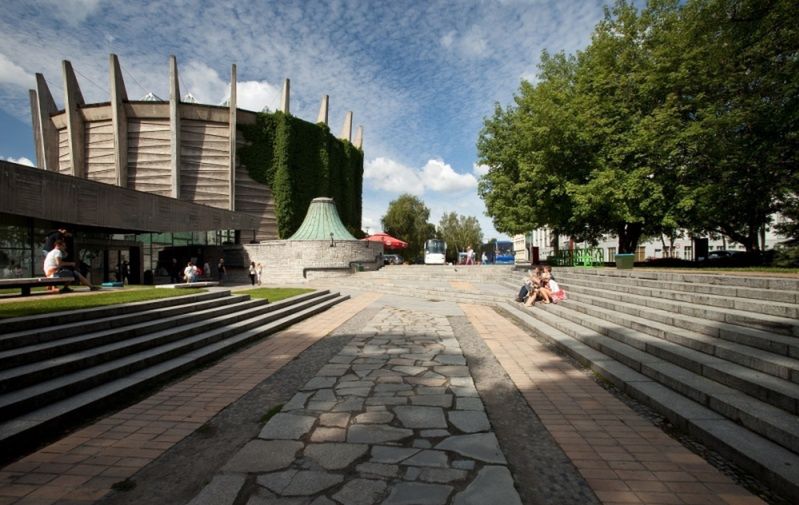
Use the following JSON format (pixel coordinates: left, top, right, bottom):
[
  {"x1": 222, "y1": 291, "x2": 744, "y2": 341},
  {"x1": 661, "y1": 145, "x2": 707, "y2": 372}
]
[{"x1": 238, "y1": 111, "x2": 364, "y2": 239}]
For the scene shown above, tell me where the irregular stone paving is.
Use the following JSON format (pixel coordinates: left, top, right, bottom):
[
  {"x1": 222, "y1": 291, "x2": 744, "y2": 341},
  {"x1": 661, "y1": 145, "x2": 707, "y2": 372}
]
[{"x1": 191, "y1": 307, "x2": 522, "y2": 505}]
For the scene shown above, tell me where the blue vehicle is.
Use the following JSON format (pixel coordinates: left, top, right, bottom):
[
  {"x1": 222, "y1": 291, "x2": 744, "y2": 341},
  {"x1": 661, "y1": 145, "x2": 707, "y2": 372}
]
[{"x1": 494, "y1": 241, "x2": 515, "y2": 264}]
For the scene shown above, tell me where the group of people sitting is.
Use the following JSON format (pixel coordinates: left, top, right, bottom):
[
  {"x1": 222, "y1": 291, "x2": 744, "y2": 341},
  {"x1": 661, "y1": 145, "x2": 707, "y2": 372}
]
[{"x1": 516, "y1": 265, "x2": 566, "y2": 306}]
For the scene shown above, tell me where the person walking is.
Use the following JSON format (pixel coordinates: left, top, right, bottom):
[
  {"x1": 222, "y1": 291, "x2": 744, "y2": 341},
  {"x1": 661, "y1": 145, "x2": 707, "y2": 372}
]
[
  {"x1": 217, "y1": 258, "x2": 226, "y2": 285},
  {"x1": 248, "y1": 262, "x2": 257, "y2": 286},
  {"x1": 256, "y1": 262, "x2": 263, "y2": 285}
]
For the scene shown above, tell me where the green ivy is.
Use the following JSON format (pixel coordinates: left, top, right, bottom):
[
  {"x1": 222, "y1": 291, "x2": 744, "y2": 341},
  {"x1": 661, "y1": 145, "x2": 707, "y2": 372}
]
[{"x1": 239, "y1": 111, "x2": 364, "y2": 238}]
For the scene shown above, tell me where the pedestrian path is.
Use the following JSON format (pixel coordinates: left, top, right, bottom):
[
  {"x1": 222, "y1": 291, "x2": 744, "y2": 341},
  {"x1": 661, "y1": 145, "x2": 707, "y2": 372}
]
[
  {"x1": 0, "y1": 293, "x2": 379, "y2": 505},
  {"x1": 463, "y1": 303, "x2": 766, "y2": 505},
  {"x1": 188, "y1": 304, "x2": 523, "y2": 505}
]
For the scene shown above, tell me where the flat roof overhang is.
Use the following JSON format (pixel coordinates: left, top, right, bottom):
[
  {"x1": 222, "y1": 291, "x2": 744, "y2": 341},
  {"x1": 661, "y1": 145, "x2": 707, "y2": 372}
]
[{"x1": 0, "y1": 161, "x2": 260, "y2": 233}]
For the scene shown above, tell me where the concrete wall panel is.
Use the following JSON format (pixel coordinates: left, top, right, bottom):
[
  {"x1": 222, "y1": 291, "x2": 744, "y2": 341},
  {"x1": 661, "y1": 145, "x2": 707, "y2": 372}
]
[{"x1": 85, "y1": 120, "x2": 116, "y2": 185}]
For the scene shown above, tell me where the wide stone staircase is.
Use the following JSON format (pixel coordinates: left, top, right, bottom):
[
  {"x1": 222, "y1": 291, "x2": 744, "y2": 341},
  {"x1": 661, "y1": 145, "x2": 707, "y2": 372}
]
[
  {"x1": 0, "y1": 288, "x2": 348, "y2": 462},
  {"x1": 496, "y1": 268, "x2": 799, "y2": 501},
  {"x1": 311, "y1": 264, "x2": 515, "y2": 303}
]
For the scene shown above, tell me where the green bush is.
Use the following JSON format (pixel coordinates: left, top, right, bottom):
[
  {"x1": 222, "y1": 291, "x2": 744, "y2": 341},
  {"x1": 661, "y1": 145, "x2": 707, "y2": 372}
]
[
  {"x1": 773, "y1": 245, "x2": 799, "y2": 268},
  {"x1": 239, "y1": 112, "x2": 363, "y2": 238}
]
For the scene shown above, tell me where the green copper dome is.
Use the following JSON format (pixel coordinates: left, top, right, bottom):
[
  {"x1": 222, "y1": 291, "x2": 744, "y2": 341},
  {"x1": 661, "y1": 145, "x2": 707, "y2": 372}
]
[{"x1": 288, "y1": 197, "x2": 357, "y2": 241}]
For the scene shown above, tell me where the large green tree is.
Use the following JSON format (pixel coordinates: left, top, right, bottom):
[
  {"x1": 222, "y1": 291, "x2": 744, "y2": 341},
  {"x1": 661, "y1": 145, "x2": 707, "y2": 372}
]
[
  {"x1": 478, "y1": 51, "x2": 588, "y2": 248},
  {"x1": 437, "y1": 212, "x2": 483, "y2": 262},
  {"x1": 656, "y1": 0, "x2": 799, "y2": 251},
  {"x1": 477, "y1": 0, "x2": 799, "y2": 254},
  {"x1": 381, "y1": 194, "x2": 434, "y2": 262}
]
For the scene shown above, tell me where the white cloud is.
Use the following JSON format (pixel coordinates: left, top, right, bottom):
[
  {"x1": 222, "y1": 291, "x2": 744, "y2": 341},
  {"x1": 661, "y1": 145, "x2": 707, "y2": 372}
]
[
  {"x1": 472, "y1": 163, "x2": 489, "y2": 177},
  {"x1": 32, "y1": 0, "x2": 103, "y2": 25},
  {"x1": 3, "y1": 156, "x2": 34, "y2": 166},
  {"x1": 421, "y1": 159, "x2": 477, "y2": 192},
  {"x1": 236, "y1": 80, "x2": 281, "y2": 112},
  {"x1": 440, "y1": 31, "x2": 456, "y2": 49},
  {"x1": 364, "y1": 157, "x2": 424, "y2": 195},
  {"x1": 0, "y1": 53, "x2": 32, "y2": 89},
  {"x1": 365, "y1": 157, "x2": 477, "y2": 195},
  {"x1": 181, "y1": 61, "x2": 228, "y2": 105},
  {"x1": 439, "y1": 26, "x2": 490, "y2": 59}
]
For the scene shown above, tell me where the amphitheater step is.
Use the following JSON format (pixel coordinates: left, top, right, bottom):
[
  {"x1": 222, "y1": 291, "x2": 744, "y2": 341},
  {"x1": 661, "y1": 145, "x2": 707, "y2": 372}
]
[
  {"x1": 0, "y1": 290, "x2": 231, "y2": 337},
  {"x1": 518, "y1": 303, "x2": 799, "y2": 453},
  {"x1": 499, "y1": 302, "x2": 799, "y2": 502},
  {"x1": 559, "y1": 280, "x2": 799, "y2": 336},
  {"x1": 556, "y1": 269, "x2": 799, "y2": 305},
  {"x1": 0, "y1": 290, "x2": 348, "y2": 461},
  {"x1": 561, "y1": 289, "x2": 799, "y2": 359},
  {"x1": 0, "y1": 294, "x2": 258, "y2": 370},
  {"x1": 0, "y1": 297, "x2": 269, "y2": 393},
  {"x1": 555, "y1": 271, "x2": 799, "y2": 319},
  {"x1": 561, "y1": 297, "x2": 799, "y2": 383}
]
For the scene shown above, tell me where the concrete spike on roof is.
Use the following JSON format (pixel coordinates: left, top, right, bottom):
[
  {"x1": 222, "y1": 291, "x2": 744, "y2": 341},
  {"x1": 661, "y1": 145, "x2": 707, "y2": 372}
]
[
  {"x1": 288, "y1": 197, "x2": 356, "y2": 241},
  {"x1": 141, "y1": 92, "x2": 163, "y2": 101}
]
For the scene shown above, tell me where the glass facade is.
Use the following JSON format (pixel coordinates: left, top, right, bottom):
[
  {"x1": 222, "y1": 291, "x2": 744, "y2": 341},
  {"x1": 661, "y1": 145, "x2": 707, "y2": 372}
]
[{"x1": 0, "y1": 213, "x2": 236, "y2": 283}]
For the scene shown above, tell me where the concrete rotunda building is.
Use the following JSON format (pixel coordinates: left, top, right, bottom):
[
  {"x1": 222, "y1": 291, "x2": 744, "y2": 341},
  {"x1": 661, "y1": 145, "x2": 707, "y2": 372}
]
[{"x1": 0, "y1": 54, "x2": 364, "y2": 283}]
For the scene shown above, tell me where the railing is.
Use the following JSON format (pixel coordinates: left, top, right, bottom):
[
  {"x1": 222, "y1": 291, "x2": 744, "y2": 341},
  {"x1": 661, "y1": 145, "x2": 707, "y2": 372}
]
[{"x1": 546, "y1": 248, "x2": 604, "y2": 267}]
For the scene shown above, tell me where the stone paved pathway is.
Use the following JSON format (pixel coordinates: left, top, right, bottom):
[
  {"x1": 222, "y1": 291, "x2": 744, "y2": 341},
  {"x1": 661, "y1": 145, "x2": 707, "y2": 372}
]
[{"x1": 189, "y1": 306, "x2": 523, "y2": 505}]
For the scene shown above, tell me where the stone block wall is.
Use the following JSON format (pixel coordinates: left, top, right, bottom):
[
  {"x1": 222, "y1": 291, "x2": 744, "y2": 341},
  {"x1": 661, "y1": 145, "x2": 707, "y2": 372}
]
[{"x1": 242, "y1": 240, "x2": 383, "y2": 284}]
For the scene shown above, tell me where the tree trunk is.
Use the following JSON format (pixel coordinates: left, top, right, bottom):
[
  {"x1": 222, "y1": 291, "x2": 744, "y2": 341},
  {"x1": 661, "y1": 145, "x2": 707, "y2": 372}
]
[{"x1": 617, "y1": 222, "x2": 643, "y2": 254}]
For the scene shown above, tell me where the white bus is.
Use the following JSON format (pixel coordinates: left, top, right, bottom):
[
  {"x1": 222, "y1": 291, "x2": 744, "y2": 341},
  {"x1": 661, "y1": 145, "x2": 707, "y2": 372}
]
[{"x1": 424, "y1": 239, "x2": 447, "y2": 265}]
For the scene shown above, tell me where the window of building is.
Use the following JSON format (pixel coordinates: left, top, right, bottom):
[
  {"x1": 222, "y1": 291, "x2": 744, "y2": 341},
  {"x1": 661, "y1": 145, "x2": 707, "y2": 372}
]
[
  {"x1": 635, "y1": 246, "x2": 646, "y2": 262},
  {"x1": 684, "y1": 246, "x2": 693, "y2": 260},
  {"x1": 608, "y1": 247, "x2": 616, "y2": 262}
]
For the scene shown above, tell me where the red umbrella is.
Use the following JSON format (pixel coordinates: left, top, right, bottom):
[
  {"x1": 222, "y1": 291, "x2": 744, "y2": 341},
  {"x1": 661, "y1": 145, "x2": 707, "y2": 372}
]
[{"x1": 362, "y1": 232, "x2": 408, "y2": 249}]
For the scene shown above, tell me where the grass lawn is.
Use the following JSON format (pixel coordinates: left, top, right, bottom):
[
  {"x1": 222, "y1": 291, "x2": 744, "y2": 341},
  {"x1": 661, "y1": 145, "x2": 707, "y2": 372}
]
[
  {"x1": 234, "y1": 287, "x2": 314, "y2": 302},
  {"x1": 0, "y1": 287, "x2": 205, "y2": 319}
]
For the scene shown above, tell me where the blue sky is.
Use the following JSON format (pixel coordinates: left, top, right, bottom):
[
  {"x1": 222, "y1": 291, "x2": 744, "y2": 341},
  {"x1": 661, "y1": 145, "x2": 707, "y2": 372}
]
[{"x1": 0, "y1": 0, "x2": 613, "y2": 240}]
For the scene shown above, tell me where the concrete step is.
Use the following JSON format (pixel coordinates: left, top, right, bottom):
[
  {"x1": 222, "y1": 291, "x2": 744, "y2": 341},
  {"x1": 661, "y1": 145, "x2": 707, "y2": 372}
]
[
  {"x1": 312, "y1": 277, "x2": 509, "y2": 304},
  {"x1": 499, "y1": 302, "x2": 799, "y2": 502},
  {"x1": 556, "y1": 270, "x2": 799, "y2": 305},
  {"x1": 0, "y1": 291, "x2": 339, "y2": 418},
  {"x1": 560, "y1": 282, "x2": 799, "y2": 337},
  {"x1": 0, "y1": 294, "x2": 255, "y2": 368},
  {"x1": 0, "y1": 297, "x2": 269, "y2": 392},
  {"x1": 561, "y1": 297, "x2": 799, "y2": 384},
  {"x1": 543, "y1": 302, "x2": 799, "y2": 417},
  {"x1": 0, "y1": 290, "x2": 230, "y2": 336},
  {"x1": 552, "y1": 268, "x2": 799, "y2": 292},
  {"x1": 0, "y1": 292, "x2": 349, "y2": 460},
  {"x1": 561, "y1": 289, "x2": 799, "y2": 360},
  {"x1": 556, "y1": 272, "x2": 799, "y2": 319},
  {"x1": 516, "y1": 303, "x2": 799, "y2": 453}
]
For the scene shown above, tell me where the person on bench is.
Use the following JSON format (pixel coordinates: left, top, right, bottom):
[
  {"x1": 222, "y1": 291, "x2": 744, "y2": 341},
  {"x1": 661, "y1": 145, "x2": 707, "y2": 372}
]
[{"x1": 44, "y1": 240, "x2": 99, "y2": 293}]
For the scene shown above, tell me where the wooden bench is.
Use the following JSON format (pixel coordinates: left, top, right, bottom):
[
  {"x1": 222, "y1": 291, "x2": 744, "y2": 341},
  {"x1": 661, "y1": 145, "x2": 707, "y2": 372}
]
[{"x1": 0, "y1": 277, "x2": 74, "y2": 296}]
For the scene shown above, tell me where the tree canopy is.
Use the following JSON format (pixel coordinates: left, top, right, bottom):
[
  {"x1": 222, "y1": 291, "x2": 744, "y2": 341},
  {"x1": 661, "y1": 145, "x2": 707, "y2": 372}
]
[
  {"x1": 438, "y1": 212, "x2": 483, "y2": 262},
  {"x1": 477, "y1": 0, "x2": 798, "y2": 253},
  {"x1": 381, "y1": 194, "x2": 434, "y2": 261}
]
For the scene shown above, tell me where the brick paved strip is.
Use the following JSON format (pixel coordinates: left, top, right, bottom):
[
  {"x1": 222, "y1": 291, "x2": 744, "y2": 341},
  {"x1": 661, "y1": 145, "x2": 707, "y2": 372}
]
[
  {"x1": 0, "y1": 292, "x2": 381, "y2": 505},
  {"x1": 461, "y1": 304, "x2": 767, "y2": 505}
]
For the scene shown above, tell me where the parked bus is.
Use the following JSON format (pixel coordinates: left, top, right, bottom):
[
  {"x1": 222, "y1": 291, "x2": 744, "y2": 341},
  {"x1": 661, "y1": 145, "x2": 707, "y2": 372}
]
[
  {"x1": 424, "y1": 239, "x2": 447, "y2": 265},
  {"x1": 492, "y1": 240, "x2": 515, "y2": 264}
]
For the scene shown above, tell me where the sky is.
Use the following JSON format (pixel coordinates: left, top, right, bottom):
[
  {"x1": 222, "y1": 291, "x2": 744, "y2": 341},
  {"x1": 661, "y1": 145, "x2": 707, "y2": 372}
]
[{"x1": 0, "y1": 0, "x2": 614, "y2": 241}]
